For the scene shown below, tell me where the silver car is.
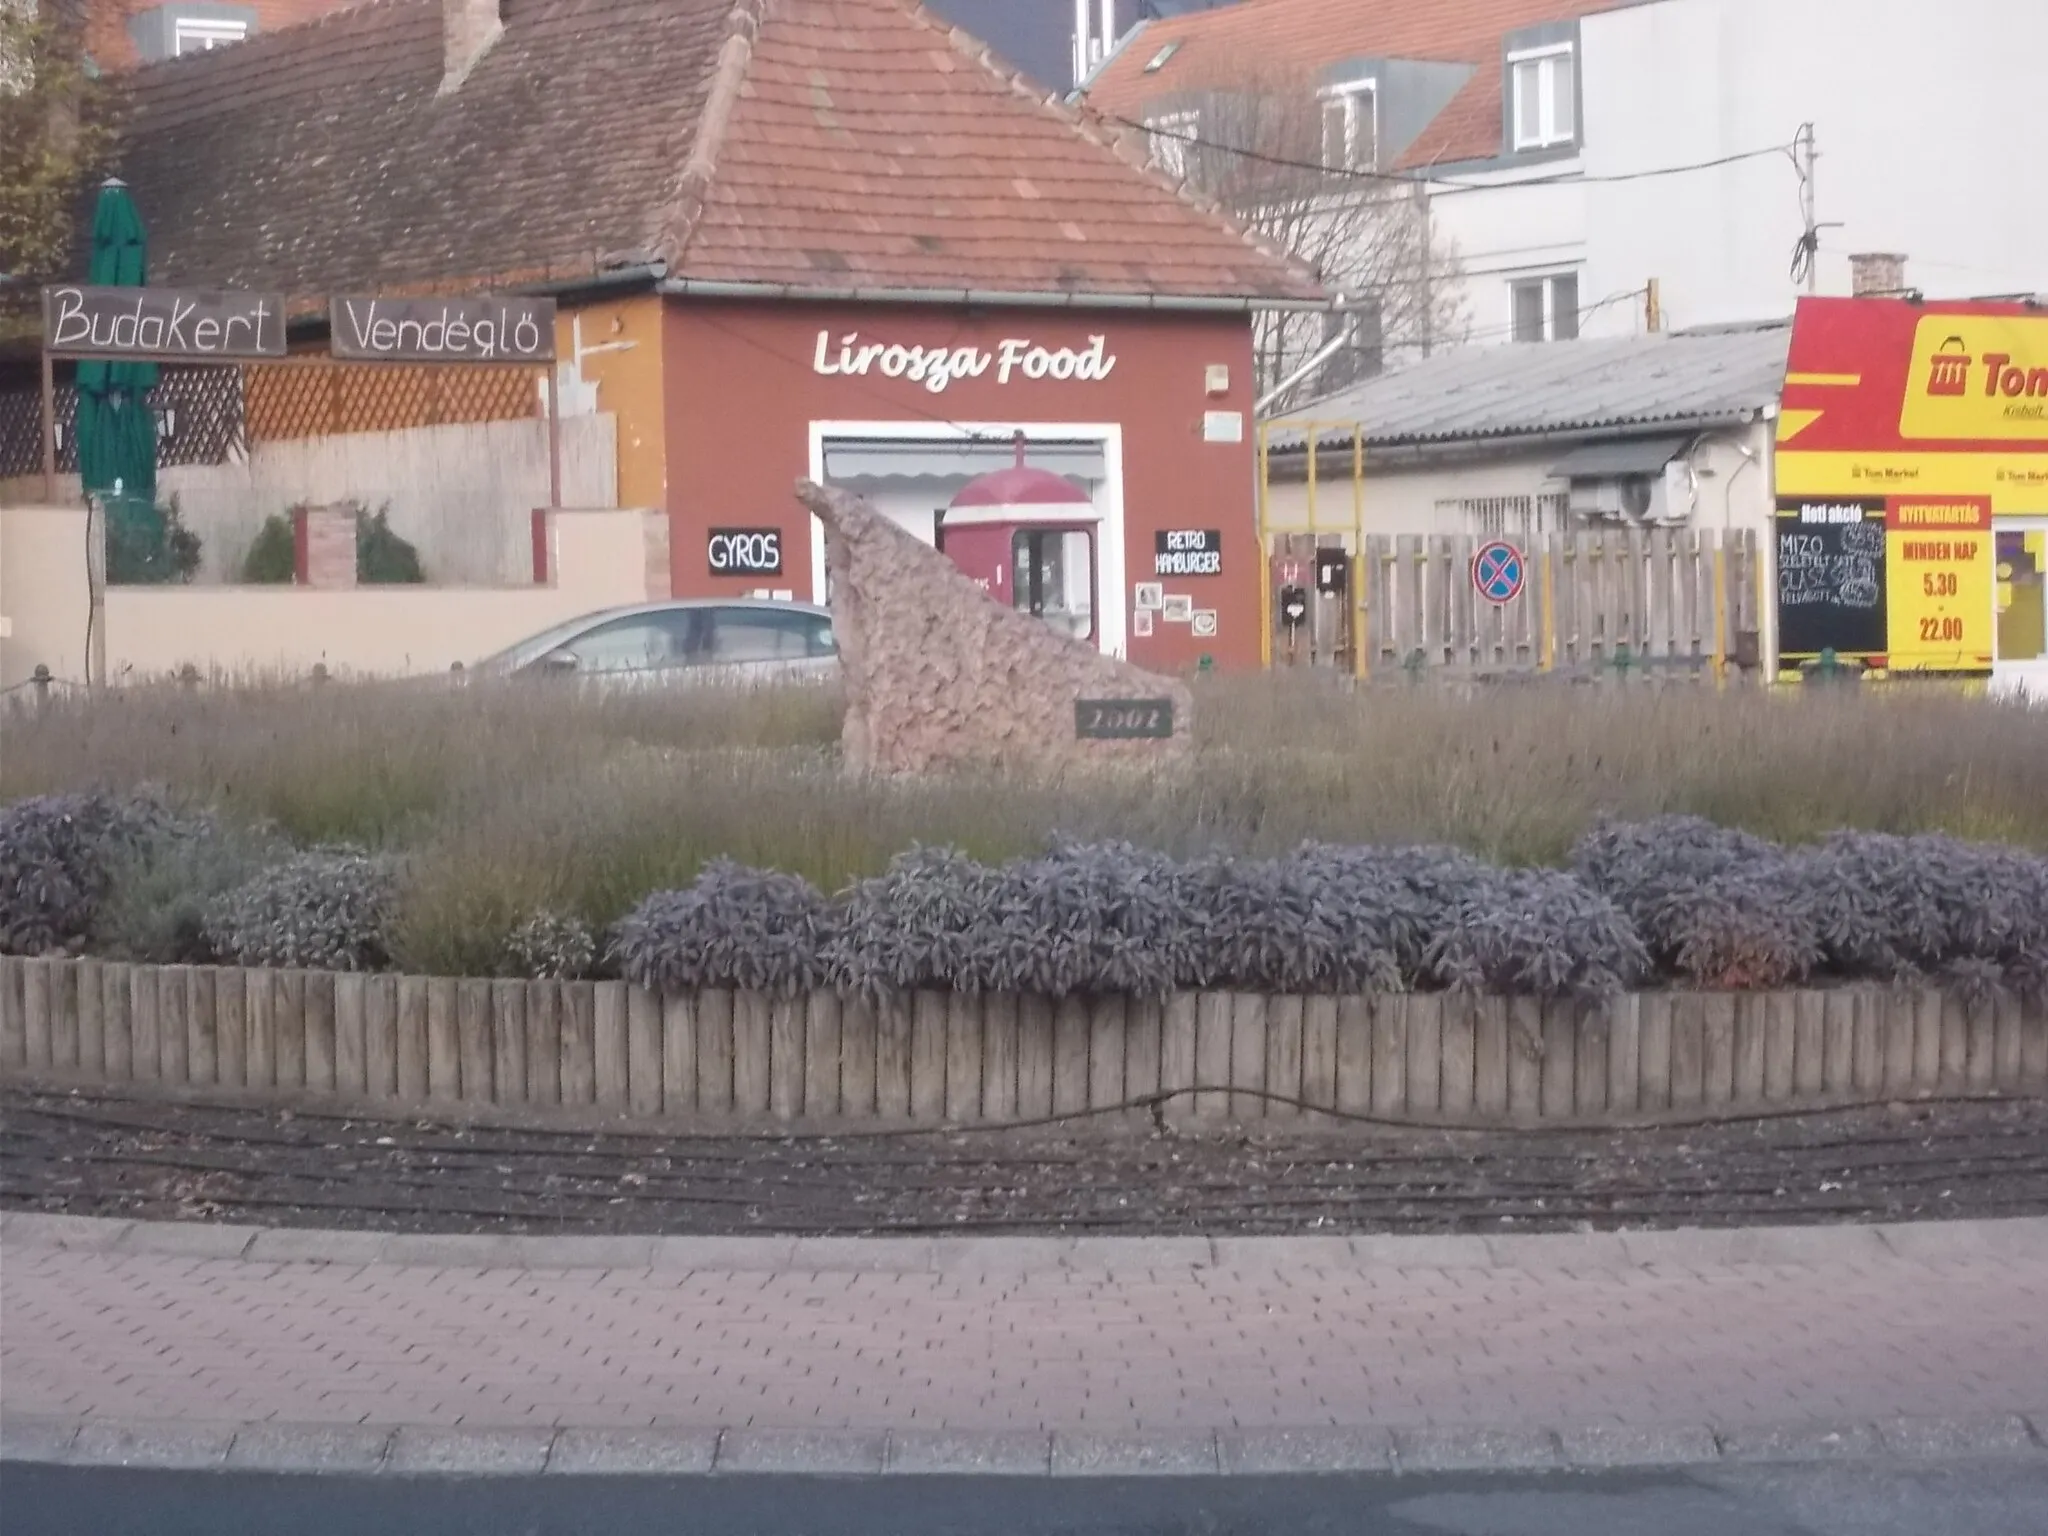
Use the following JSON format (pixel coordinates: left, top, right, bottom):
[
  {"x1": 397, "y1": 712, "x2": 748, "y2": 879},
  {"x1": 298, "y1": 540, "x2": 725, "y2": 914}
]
[{"x1": 474, "y1": 599, "x2": 838, "y2": 683}]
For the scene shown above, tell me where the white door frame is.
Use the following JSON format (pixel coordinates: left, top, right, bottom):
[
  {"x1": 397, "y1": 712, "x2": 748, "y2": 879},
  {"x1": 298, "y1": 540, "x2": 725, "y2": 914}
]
[
  {"x1": 1993, "y1": 515, "x2": 2048, "y2": 703},
  {"x1": 806, "y1": 419, "x2": 1128, "y2": 658}
]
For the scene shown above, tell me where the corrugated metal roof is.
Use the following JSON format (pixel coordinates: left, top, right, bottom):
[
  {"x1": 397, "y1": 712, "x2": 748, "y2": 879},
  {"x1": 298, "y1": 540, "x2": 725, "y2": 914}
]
[{"x1": 1266, "y1": 324, "x2": 1791, "y2": 452}]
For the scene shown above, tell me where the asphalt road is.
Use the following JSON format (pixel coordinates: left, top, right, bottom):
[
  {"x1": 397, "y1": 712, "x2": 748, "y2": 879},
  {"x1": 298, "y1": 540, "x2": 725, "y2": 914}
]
[{"x1": 8, "y1": 1463, "x2": 2048, "y2": 1536}]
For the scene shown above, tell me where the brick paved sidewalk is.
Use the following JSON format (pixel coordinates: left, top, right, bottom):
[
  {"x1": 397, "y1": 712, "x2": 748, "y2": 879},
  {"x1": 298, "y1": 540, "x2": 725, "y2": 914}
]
[{"x1": 4, "y1": 1217, "x2": 2046, "y2": 1456}]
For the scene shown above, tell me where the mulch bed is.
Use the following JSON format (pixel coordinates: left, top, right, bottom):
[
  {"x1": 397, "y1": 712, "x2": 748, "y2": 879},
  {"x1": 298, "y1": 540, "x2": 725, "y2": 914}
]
[{"x1": 4, "y1": 1087, "x2": 2046, "y2": 1237}]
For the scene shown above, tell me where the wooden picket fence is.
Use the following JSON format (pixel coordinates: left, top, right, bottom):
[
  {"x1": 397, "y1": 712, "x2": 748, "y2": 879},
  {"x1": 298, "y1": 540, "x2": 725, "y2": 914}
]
[
  {"x1": 4, "y1": 957, "x2": 2043, "y2": 1129},
  {"x1": 1272, "y1": 529, "x2": 1764, "y2": 679}
]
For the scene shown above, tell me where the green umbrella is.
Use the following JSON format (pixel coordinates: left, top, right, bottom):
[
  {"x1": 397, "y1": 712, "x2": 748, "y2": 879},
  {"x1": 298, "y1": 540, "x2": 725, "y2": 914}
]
[{"x1": 75, "y1": 180, "x2": 162, "y2": 562}]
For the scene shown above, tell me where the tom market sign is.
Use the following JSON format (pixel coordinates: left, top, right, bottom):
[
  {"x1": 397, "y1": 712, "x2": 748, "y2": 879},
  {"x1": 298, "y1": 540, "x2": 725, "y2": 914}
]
[{"x1": 812, "y1": 330, "x2": 1117, "y2": 394}]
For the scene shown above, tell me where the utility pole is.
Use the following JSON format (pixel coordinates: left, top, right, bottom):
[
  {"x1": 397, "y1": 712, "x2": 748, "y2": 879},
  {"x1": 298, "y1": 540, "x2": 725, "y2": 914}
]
[
  {"x1": 1645, "y1": 277, "x2": 1662, "y2": 333},
  {"x1": 1795, "y1": 122, "x2": 1819, "y2": 294},
  {"x1": 1415, "y1": 182, "x2": 1434, "y2": 357}
]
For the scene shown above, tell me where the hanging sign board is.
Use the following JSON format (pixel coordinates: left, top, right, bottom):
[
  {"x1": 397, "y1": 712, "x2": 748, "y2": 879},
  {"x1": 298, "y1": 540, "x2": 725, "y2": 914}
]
[
  {"x1": 1075, "y1": 698, "x2": 1174, "y2": 739},
  {"x1": 329, "y1": 295, "x2": 556, "y2": 363},
  {"x1": 707, "y1": 527, "x2": 784, "y2": 577},
  {"x1": 1154, "y1": 529, "x2": 1221, "y2": 577},
  {"x1": 42, "y1": 284, "x2": 286, "y2": 359},
  {"x1": 1775, "y1": 297, "x2": 2047, "y2": 673}
]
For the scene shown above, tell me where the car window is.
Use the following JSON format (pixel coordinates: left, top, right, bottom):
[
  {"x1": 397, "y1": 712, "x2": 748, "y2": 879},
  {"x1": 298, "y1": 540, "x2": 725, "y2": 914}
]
[
  {"x1": 708, "y1": 608, "x2": 835, "y2": 664},
  {"x1": 551, "y1": 610, "x2": 707, "y2": 673}
]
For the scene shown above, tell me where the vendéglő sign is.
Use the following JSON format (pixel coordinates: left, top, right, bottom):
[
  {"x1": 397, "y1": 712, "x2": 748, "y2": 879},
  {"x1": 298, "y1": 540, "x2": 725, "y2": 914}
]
[
  {"x1": 42, "y1": 284, "x2": 286, "y2": 359},
  {"x1": 329, "y1": 295, "x2": 556, "y2": 363}
]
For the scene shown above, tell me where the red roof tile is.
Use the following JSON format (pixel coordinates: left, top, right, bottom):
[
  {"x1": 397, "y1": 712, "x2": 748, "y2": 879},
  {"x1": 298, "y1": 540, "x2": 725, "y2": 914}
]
[
  {"x1": 1084, "y1": 0, "x2": 1617, "y2": 170},
  {"x1": 111, "y1": 0, "x2": 1323, "y2": 307}
]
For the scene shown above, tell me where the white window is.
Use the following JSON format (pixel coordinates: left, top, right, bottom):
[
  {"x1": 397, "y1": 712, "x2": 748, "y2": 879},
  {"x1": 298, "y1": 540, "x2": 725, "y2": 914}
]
[
  {"x1": 1145, "y1": 109, "x2": 1199, "y2": 178},
  {"x1": 1437, "y1": 492, "x2": 1572, "y2": 540},
  {"x1": 1510, "y1": 271, "x2": 1580, "y2": 343},
  {"x1": 1509, "y1": 45, "x2": 1575, "y2": 150},
  {"x1": 1319, "y1": 82, "x2": 1377, "y2": 172},
  {"x1": 172, "y1": 16, "x2": 248, "y2": 54}
]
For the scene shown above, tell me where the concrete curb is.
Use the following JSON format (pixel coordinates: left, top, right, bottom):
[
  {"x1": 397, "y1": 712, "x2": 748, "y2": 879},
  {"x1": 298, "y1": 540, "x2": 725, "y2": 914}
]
[
  {"x1": 8, "y1": 1212, "x2": 2048, "y2": 1273},
  {"x1": 4, "y1": 1413, "x2": 2042, "y2": 1478}
]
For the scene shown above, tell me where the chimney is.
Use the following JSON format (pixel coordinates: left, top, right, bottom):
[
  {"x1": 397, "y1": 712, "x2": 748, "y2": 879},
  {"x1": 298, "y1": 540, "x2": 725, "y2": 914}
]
[
  {"x1": 440, "y1": 0, "x2": 502, "y2": 95},
  {"x1": 1850, "y1": 252, "x2": 1906, "y2": 298}
]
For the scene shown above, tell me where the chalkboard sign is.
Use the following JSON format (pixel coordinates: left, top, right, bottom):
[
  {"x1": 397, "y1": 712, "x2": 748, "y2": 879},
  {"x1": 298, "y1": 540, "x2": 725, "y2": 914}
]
[
  {"x1": 1075, "y1": 698, "x2": 1174, "y2": 739},
  {"x1": 1776, "y1": 498, "x2": 1887, "y2": 660}
]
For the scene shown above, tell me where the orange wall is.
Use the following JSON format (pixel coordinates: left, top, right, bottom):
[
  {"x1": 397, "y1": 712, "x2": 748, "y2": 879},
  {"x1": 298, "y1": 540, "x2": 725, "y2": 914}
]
[
  {"x1": 555, "y1": 295, "x2": 666, "y2": 515},
  {"x1": 661, "y1": 300, "x2": 1262, "y2": 672}
]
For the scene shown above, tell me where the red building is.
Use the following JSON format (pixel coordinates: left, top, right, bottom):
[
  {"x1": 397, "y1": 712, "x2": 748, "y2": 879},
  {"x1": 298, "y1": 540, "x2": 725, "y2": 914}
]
[{"x1": 105, "y1": 0, "x2": 1327, "y2": 669}]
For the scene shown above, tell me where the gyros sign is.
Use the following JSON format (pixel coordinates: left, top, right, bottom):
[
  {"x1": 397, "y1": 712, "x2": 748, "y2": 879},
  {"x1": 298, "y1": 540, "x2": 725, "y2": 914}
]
[
  {"x1": 812, "y1": 330, "x2": 1117, "y2": 395},
  {"x1": 708, "y1": 527, "x2": 783, "y2": 576}
]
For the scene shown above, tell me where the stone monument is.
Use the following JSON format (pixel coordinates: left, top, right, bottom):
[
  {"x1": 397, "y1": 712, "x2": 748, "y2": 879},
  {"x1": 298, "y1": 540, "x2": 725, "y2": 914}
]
[{"x1": 795, "y1": 480, "x2": 1193, "y2": 776}]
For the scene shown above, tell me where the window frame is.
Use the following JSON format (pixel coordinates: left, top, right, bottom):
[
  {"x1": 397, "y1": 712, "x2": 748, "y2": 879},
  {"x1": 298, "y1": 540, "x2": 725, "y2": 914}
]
[
  {"x1": 1508, "y1": 270, "x2": 1582, "y2": 344},
  {"x1": 1507, "y1": 42, "x2": 1576, "y2": 152},
  {"x1": 170, "y1": 15, "x2": 250, "y2": 54},
  {"x1": 1318, "y1": 80, "x2": 1378, "y2": 173}
]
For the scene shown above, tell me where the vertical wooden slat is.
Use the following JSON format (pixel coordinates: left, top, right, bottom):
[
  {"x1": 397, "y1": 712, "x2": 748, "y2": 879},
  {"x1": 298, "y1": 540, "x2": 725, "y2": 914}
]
[
  {"x1": 1965, "y1": 999, "x2": 1997, "y2": 1090},
  {"x1": 160, "y1": 965, "x2": 191, "y2": 1084},
  {"x1": 559, "y1": 981, "x2": 598, "y2": 1107},
  {"x1": 980, "y1": 993, "x2": 1019, "y2": 1122},
  {"x1": 425, "y1": 976, "x2": 460, "y2": 1101},
  {"x1": 875, "y1": 994, "x2": 913, "y2": 1119},
  {"x1": 663, "y1": 992, "x2": 698, "y2": 1117},
  {"x1": 1087, "y1": 996, "x2": 1127, "y2": 1112},
  {"x1": 1605, "y1": 993, "x2": 1640, "y2": 1116},
  {"x1": 1052, "y1": 995, "x2": 1092, "y2": 1116},
  {"x1": 75, "y1": 959, "x2": 104, "y2": 1077},
  {"x1": 803, "y1": 991, "x2": 841, "y2": 1119},
  {"x1": 332, "y1": 972, "x2": 366, "y2": 1097},
  {"x1": 695, "y1": 988, "x2": 734, "y2": 1114},
  {"x1": 626, "y1": 985, "x2": 663, "y2": 1117},
  {"x1": 102, "y1": 963, "x2": 133, "y2": 1081},
  {"x1": 592, "y1": 981, "x2": 628, "y2": 1110},
  {"x1": 1158, "y1": 994, "x2": 1198, "y2": 1122},
  {"x1": 1853, "y1": 990, "x2": 1884, "y2": 1094},
  {"x1": 1668, "y1": 994, "x2": 1705, "y2": 1108},
  {"x1": 0, "y1": 957, "x2": 25, "y2": 1069},
  {"x1": 837, "y1": 993, "x2": 877, "y2": 1118},
  {"x1": 1731, "y1": 993, "x2": 1766, "y2": 1105},
  {"x1": 396, "y1": 976, "x2": 430, "y2": 1103},
  {"x1": 1334, "y1": 995, "x2": 1373, "y2": 1114},
  {"x1": 1824, "y1": 990, "x2": 1858, "y2": 1095},
  {"x1": 1794, "y1": 990, "x2": 1828, "y2": 1098},
  {"x1": 366, "y1": 975, "x2": 399, "y2": 1101},
  {"x1": 1301, "y1": 996, "x2": 1340, "y2": 1113},
  {"x1": 1371, "y1": 995, "x2": 1408, "y2": 1116},
  {"x1": 1406, "y1": 993, "x2": 1443, "y2": 1115},
  {"x1": 491, "y1": 980, "x2": 527, "y2": 1108},
  {"x1": 1015, "y1": 994, "x2": 1055, "y2": 1119},
  {"x1": 2021, "y1": 999, "x2": 2048, "y2": 1087},
  {"x1": 1505, "y1": 996, "x2": 1542, "y2": 1118},
  {"x1": 1538, "y1": 999, "x2": 1575, "y2": 1121},
  {"x1": 1264, "y1": 995, "x2": 1304, "y2": 1119},
  {"x1": 212, "y1": 966, "x2": 245, "y2": 1090},
  {"x1": 1124, "y1": 996, "x2": 1164, "y2": 1109},
  {"x1": 908, "y1": 990, "x2": 947, "y2": 1121},
  {"x1": 1991, "y1": 994, "x2": 2025, "y2": 1089},
  {"x1": 1636, "y1": 993, "x2": 1672, "y2": 1111},
  {"x1": 131, "y1": 962, "x2": 162, "y2": 1084},
  {"x1": 1573, "y1": 1001, "x2": 1608, "y2": 1118},
  {"x1": 731, "y1": 990, "x2": 773, "y2": 1117},
  {"x1": 51, "y1": 960, "x2": 81, "y2": 1072},
  {"x1": 1194, "y1": 992, "x2": 1232, "y2": 1118},
  {"x1": 303, "y1": 971, "x2": 336, "y2": 1095},
  {"x1": 1763, "y1": 990, "x2": 1797, "y2": 1100},
  {"x1": 243, "y1": 969, "x2": 273, "y2": 1091},
  {"x1": 768, "y1": 994, "x2": 805, "y2": 1121},
  {"x1": 183, "y1": 966, "x2": 214, "y2": 1086},
  {"x1": 1701, "y1": 993, "x2": 1735, "y2": 1105},
  {"x1": 1474, "y1": 996, "x2": 1509, "y2": 1116},
  {"x1": 1228, "y1": 992, "x2": 1267, "y2": 1119}
]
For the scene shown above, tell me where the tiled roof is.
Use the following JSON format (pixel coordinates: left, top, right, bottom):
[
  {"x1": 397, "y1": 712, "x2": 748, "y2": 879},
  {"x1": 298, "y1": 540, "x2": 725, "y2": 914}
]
[
  {"x1": 110, "y1": 0, "x2": 1323, "y2": 309},
  {"x1": 1265, "y1": 323, "x2": 1792, "y2": 451},
  {"x1": 1083, "y1": 0, "x2": 1615, "y2": 170}
]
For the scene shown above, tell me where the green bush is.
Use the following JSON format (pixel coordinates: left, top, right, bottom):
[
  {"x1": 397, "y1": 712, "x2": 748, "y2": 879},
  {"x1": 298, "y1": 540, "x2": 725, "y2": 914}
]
[
  {"x1": 105, "y1": 495, "x2": 202, "y2": 585},
  {"x1": 92, "y1": 815, "x2": 284, "y2": 964},
  {"x1": 238, "y1": 503, "x2": 427, "y2": 584}
]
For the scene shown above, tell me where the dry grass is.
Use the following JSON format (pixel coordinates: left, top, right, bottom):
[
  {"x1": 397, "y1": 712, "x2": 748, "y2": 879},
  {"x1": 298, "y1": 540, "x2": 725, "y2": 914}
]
[{"x1": 5, "y1": 674, "x2": 2043, "y2": 975}]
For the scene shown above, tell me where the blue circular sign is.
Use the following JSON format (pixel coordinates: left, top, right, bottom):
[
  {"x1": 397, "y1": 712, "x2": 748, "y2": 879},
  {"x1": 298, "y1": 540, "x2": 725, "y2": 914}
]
[{"x1": 1472, "y1": 540, "x2": 1526, "y2": 603}]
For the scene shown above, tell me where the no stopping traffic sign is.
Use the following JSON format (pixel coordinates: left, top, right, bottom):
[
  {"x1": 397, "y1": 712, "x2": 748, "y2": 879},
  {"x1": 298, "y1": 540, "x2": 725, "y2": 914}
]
[{"x1": 1471, "y1": 540, "x2": 1526, "y2": 603}]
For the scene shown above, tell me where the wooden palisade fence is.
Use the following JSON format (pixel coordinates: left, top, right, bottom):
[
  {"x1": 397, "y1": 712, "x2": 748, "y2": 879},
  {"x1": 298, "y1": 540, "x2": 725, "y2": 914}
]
[{"x1": 3, "y1": 957, "x2": 2043, "y2": 1128}]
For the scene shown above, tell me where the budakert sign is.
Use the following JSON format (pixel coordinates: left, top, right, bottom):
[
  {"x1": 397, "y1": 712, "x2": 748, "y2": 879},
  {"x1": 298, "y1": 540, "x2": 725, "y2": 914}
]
[
  {"x1": 329, "y1": 295, "x2": 556, "y2": 362},
  {"x1": 812, "y1": 330, "x2": 1116, "y2": 395},
  {"x1": 42, "y1": 284, "x2": 285, "y2": 359}
]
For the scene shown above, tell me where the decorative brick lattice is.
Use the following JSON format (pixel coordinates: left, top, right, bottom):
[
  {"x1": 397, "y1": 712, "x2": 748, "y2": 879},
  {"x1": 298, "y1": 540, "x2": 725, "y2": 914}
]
[{"x1": 244, "y1": 363, "x2": 541, "y2": 443}]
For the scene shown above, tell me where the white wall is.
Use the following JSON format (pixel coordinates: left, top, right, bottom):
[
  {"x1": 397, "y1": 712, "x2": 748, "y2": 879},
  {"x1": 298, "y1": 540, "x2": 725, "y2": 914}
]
[
  {"x1": 1428, "y1": 171, "x2": 1592, "y2": 346},
  {"x1": 1578, "y1": 0, "x2": 2048, "y2": 336}
]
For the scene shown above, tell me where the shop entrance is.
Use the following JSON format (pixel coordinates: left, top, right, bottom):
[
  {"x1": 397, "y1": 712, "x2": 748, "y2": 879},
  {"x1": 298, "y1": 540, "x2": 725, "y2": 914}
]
[{"x1": 808, "y1": 421, "x2": 1127, "y2": 656}]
